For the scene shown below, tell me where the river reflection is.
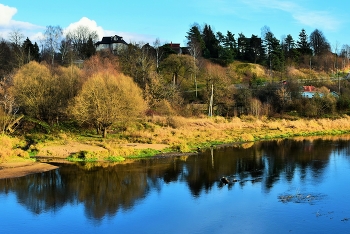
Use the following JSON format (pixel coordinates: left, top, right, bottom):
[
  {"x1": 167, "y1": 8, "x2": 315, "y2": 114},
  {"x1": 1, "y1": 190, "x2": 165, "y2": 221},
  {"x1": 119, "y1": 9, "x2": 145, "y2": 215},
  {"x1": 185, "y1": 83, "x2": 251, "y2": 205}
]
[{"x1": 1, "y1": 137, "x2": 350, "y2": 233}]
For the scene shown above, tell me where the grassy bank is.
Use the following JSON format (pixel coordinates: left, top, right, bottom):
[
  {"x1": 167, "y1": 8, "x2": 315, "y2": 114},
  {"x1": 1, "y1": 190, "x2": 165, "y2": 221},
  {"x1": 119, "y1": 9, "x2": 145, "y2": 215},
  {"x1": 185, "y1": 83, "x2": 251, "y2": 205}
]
[
  {"x1": 2, "y1": 115, "x2": 350, "y2": 163},
  {"x1": 125, "y1": 115, "x2": 350, "y2": 150}
]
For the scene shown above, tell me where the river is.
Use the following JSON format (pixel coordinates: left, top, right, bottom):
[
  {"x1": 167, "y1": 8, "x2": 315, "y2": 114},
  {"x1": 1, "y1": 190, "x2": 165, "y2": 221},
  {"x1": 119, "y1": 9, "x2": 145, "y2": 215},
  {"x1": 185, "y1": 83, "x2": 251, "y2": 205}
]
[{"x1": 1, "y1": 137, "x2": 350, "y2": 233}]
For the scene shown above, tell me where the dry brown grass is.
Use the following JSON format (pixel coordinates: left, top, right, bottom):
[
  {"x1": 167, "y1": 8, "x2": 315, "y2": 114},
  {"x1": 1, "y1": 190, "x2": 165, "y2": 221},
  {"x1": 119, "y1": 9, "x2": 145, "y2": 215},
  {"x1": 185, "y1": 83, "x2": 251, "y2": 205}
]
[
  {"x1": 4, "y1": 115, "x2": 350, "y2": 161},
  {"x1": 0, "y1": 135, "x2": 29, "y2": 162},
  {"x1": 286, "y1": 66, "x2": 307, "y2": 79},
  {"x1": 227, "y1": 61, "x2": 268, "y2": 82},
  {"x1": 124, "y1": 115, "x2": 350, "y2": 151}
]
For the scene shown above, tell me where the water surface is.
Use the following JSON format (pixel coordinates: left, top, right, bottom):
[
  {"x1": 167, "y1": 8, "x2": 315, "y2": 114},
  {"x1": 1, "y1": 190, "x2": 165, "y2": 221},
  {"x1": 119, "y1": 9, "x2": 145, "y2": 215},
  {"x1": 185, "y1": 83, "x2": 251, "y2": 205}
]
[{"x1": 1, "y1": 138, "x2": 350, "y2": 233}]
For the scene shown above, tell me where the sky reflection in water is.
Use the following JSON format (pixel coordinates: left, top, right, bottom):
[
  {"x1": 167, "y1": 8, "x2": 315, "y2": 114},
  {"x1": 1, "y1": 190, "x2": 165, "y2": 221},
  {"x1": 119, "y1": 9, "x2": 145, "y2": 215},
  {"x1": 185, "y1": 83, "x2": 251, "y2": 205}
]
[{"x1": 1, "y1": 137, "x2": 350, "y2": 233}]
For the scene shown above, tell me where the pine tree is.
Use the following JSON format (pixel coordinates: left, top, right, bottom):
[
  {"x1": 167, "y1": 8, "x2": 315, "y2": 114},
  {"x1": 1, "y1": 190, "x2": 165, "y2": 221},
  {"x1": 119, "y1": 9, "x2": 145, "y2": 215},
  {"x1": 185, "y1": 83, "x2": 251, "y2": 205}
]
[
  {"x1": 22, "y1": 37, "x2": 40, "y2": 63},
  {"x1": 202, "y1": 24, "x2": 219, "y2": 59},
  {"x1": 296, "y1": 29, "x2": 312, "y2": 55},
  {"x1": 186, "y1": 24, "x2": 205, "y2": 53}
]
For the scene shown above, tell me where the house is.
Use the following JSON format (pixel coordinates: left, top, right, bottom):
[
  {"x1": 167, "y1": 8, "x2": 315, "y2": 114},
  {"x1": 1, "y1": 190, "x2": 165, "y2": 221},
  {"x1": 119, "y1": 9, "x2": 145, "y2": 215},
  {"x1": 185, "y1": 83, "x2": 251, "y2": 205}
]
[
  {"x1": 166, "y1": 42, "x2": 182, "y2": 54},
  {"x1": 302, "y1": 86, "x2": 317, "y2": 98},
  {"x1": 301, "y1": 86, "x2": 339, "y2": 99},
  {"x1": 95, "y1": 35, "x2": 128, "y2": 54},
  {"x1": 162, "y1": 42, "x2": 191, "y2": 55}
]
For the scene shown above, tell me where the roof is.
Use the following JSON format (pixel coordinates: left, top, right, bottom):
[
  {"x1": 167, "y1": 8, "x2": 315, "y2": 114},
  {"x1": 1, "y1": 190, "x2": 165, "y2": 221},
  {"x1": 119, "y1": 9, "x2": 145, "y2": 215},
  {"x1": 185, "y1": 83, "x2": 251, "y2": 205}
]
[
  {"x1": 303, "y1": 86, "x2": 316, "y2": 92},
  {"x1": 165, "y1": 42, "x2": 182, "y2": 54},
  {"x1": 95, "y1": 35, "x2": 128, "y2": 45}
]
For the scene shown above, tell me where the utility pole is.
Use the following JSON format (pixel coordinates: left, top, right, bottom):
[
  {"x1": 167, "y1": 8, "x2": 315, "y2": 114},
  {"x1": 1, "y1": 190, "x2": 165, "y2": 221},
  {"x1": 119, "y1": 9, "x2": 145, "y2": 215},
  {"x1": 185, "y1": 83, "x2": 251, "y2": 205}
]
[
  {"x1": 338, "y1": 54, "x2": 340, "y2": 94},
  {"x1": 309, "y1": 57, "x2": 312, "y2": 80},
  {"x1": 208, "y1": 84, "x2": 213, "y2": 117}
]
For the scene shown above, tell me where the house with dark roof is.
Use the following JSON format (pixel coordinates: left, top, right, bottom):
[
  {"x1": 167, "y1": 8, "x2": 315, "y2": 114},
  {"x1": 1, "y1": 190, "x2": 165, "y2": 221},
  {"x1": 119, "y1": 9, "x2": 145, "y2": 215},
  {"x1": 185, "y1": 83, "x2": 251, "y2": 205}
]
[
  {"x1": 167, "y1": 42, "x2": 182, "y2": 54},
  {"x1": 163, "y1": 42, "x2": 191, "y2": 55},
  {"x1": 95, "y1": 35, "x2": 128, "y2": 54}
]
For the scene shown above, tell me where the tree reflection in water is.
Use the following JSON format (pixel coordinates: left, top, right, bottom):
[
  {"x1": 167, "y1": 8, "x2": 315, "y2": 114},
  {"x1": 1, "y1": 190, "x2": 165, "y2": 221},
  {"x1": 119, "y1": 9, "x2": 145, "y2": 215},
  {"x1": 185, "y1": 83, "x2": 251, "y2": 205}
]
[{"x1": 1, "y1": 137, "x2": 350, "y2": 220}]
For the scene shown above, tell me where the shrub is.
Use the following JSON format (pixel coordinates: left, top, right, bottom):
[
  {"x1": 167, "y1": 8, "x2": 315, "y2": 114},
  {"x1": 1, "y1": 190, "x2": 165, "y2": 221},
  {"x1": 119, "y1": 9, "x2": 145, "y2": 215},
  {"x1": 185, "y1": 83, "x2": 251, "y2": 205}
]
[
  {"x1": 240, "y1": 133, "x2": 255, "y2": 142},
  {"x1": 68, "y1": 150, "x2": 98, "y2": 161},
  {"x1": 0, "y1": 135, "x2": 29, "y2": 162},
  {"x1": 166, "y1": 116, "x2": 187, "y2": 128}
]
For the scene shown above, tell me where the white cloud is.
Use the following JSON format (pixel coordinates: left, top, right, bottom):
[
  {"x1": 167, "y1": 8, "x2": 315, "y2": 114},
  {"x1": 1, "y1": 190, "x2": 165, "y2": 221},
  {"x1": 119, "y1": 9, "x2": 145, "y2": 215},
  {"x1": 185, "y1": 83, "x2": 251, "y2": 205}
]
[
  {"x1": 64, "y1": 17, "x2": 156, "y2": 43},
  {"x1": 0, "y1": 4, "x2": 17, "y2": 25},
  {"x1": 0, "y1": 3, "x2": 40, "y2": 30},
  {"x1": 0, "y1": 3, "x2": 43, "y2": 41},
  {"x1": 64, "y1": 17, "x2": 104, "y2": 39},
  {"x1": 105, "y1": 30, "x2": 157, "y2": 44}
]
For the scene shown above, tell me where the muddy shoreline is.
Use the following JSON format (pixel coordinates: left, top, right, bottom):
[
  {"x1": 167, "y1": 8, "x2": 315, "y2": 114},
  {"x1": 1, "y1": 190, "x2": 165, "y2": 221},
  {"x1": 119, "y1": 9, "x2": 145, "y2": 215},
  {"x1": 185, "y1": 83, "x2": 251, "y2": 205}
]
[{"x1": 0, "y1": 162, "x2": 59, "y2": 179}]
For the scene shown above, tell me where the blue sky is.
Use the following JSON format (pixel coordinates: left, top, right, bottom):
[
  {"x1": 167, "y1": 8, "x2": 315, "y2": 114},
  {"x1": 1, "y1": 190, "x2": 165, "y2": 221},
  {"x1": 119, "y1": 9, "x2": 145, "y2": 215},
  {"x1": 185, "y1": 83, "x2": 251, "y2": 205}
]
[{"x1": 0, "y1": 0, "x2": 349, "y2": 50}]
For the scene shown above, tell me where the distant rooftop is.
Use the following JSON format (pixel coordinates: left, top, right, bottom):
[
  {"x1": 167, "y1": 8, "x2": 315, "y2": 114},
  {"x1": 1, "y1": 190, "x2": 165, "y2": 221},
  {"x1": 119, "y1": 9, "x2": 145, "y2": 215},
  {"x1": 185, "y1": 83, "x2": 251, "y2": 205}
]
[{"x1": 95, "y1": 35, "x2": 127, "y2": 45}]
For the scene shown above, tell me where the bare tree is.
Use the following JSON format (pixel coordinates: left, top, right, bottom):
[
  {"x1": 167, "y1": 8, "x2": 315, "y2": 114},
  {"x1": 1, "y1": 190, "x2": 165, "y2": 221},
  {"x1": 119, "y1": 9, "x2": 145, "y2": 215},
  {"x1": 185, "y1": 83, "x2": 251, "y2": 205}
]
[
  {"x1": 187, "y1": 37, "x2": 201, "y2": 97},
  {"x1": 8, "y1": 29, "x2": 24, "y2": 46},
  {"x1": 341, "y1": 44, "x2": 350, "y2": 69},
  {"x1": 153, "y1": 38, "x2": 163, "y2": 71},
  {"x1": 66, "y1": 25, "x2": 98, "y2": 59},
  {"x1": 0, "y1": 76, "x2": 19, "y2": 134},
  {"x1": 44, "y1": 25, "x2": 63, "y2": 65},
  {"x1": 59, "y1": 38, "x2": 72, "y2": 64},
  {"x1": 8, "y1": 29, "x2": 25, "y2": 68},
  {"x1": 276, "y1": 86, "x2": 291, "y2": 113},
  {"x1": 118, "y1": 42, "x2": 155, "y2": 88},
  {"x1": 309, "y1": 29, "x2": 330, "y2": 56},
  {"x1": 260, "y1": 25, "x2": 271, "y2": 42},
  {"x1": 333, "y1": 41, "x2": 341, "y2": 93}
]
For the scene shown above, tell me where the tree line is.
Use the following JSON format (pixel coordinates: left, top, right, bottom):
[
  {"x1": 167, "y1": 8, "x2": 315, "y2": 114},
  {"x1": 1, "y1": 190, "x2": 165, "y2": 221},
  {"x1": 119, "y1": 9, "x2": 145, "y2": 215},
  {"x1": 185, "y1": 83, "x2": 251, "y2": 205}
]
[
  {"x1": 186, "y1": 23, "x2": 350, "y2": 72},
  {"x1": 1, "y1": 23, "x2": 350, "y2": 136}
]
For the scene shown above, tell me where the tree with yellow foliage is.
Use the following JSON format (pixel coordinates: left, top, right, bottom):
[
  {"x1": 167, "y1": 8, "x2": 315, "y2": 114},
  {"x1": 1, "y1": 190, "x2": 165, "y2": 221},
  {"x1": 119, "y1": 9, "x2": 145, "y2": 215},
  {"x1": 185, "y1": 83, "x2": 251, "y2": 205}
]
[
  {"x1": 70, "y1": 71, "x2": 146, "y2": 138},
  {"x1": 12, "y1": 61, "x2": 82, "y2": 123},
  {"x1": 12, "y1": 61, "x2": 58, "y2": 122}
]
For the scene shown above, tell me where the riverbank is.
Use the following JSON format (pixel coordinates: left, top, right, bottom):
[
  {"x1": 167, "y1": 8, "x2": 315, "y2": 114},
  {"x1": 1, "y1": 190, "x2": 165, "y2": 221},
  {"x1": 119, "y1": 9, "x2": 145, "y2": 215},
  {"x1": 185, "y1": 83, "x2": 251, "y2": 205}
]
[
  {"x1": 0, "y1": 162, "x2": 58, "y2": 179},
  {"x1": 0, "y1": 142, "x2": 170, "y2": 179},
  {"x1": 2, "y1": 115, "x2": 350, "y2": 179}
]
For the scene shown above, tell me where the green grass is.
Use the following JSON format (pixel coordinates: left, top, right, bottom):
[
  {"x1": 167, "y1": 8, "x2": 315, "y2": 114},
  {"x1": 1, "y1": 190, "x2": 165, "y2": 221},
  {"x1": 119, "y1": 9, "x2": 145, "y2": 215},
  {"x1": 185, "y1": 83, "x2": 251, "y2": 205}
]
[
  {"x1": 28, "y1": 150, "x2": 39, "y2": 158},
  {"x1": 67, "y1": 150, "x2": 98, "y2": 162},
  {"x1": 105, "y1": 156, "x2": 126, "y2": 162},
  {"x1": 127, "y1": 149, "x2": 162, "y2": 159}
]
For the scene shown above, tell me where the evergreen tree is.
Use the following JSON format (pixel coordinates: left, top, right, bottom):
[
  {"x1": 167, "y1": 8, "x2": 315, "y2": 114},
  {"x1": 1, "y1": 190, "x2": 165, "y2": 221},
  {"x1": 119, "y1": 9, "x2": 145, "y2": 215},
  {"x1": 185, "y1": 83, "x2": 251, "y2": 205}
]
[
  {"x1": 237, "y1": 33, "x2": 248, "y2": 60},
  {"x1": 0, "y1": 39, "x2": 13, "y2": 78},
  {"x1": 264, "y1": 31, "x2": 284, "y2": 74},
  {"x1": 216, "y1": 31, "x2": 236, "y2": 65},
  {"x1": 224, "y1": 31, "x2": 237, "y2": 51},
  {"x1": 202, "y1": 24, "x2": 219, "y2": 59},
  {"x1": 81, "y1": 37, "x2": 96, "y2": 59},
  {"x1": 224, "y1": 31, "x2": 237, "y2": 60},
  {"x1": 296, "y1": 29, "x2": 312, "y2": 55},
  {"x1": 284, "y1": 34, "x2": 295, "y2": 52},
  {"x1": 186, "y1": 24, "x2": 205, "y2": 53},
  {"x1": 22, "y1": 37, "x2": 40, "y2": 63},
  {"x1": 248, "y1": 35, "x2": 263, "y2": 64},
  {"x1": 33, "y1": 42, "x2": 40, "y2": 61},
  {"x1": 283, "y1": 34, "x2": 299, "y2": 64}
]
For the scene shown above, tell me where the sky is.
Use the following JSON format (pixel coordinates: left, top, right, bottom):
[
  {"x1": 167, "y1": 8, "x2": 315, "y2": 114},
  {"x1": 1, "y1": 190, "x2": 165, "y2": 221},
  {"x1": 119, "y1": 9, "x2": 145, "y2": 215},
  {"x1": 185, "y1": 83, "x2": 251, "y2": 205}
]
[{"x1": 0, "y1": 0, "x2": 349, "y2": 50}]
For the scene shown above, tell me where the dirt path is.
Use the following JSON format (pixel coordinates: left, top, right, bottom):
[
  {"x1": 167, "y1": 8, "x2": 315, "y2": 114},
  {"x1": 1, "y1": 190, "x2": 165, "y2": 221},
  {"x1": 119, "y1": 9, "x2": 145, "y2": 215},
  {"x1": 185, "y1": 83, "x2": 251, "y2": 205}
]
[{"x1": 0, "y1": 162, "x2": 58, "y2": 179}]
